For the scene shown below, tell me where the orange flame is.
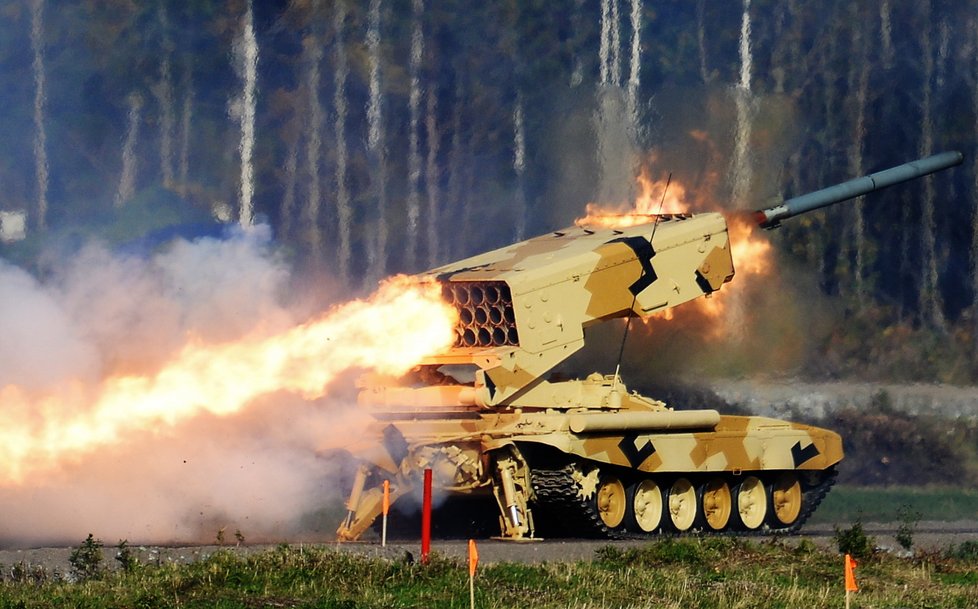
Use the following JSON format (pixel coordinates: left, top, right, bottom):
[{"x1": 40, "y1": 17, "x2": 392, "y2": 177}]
[
  {"x1": 0, "y1": 276, "x2": 457, "y2": 484},
  {"x1": 576, "y1": 168, "x2": 773, "y2": 328},
  {"x1": 576, "y1": 168, "x2": 693, "y2": 228}
]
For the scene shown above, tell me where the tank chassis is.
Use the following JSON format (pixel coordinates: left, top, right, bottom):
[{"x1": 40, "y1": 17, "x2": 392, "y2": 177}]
[{"x1": 336, "y1": 152, "x2": 963, "y2": 541}]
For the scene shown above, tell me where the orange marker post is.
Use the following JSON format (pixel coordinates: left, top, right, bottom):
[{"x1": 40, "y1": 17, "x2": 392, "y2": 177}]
[
  {"x1": 844, "y1": 553, "x2": 858, "y2": 609},
  {"x1": 381, "y1": 480, "x2": 390, "y2": 547},
  {"x1": 468, "y1": 539, "x2": 479, "y2": 609}
]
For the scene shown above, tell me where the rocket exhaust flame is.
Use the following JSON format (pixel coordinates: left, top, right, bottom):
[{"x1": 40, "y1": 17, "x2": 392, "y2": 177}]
[{"x1": 0, "y1": 276, "x2": 457, "y2": 485}]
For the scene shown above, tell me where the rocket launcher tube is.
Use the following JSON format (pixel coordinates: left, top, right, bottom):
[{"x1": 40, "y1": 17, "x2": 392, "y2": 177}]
[{"x1": 753, "y1": 151, "x2": 963, "y2": 229}]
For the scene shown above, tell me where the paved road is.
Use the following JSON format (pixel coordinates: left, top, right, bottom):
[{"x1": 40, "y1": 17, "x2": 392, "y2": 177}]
[{"x1": 3, "y1": 520, "x2": 976, "y2": 576}]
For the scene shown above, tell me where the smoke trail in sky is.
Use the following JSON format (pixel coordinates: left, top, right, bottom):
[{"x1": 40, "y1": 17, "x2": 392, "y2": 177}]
[
  {"x1": 406, "y1": 0, "x2": 424, "y2": 269},
  {"x1": 30, "y1": 0, "x2": 48, "y2": 231},
  {"x1": 303, "y1": 35, "x2": 324, "y2": 256},
  {"x1": 728, "y1": 0, "x2": 754, "y2": 207},
  {"x1": 156, "y1": 4, "x2": 176, "y2": 189},
  {"x1": 513, "y1": 92, "x2": 527, "y2": 241},
  {"x1": 333, "y1": 1, "x2": 352, "y2": 282},
  {"x1": 115, "y1": 94, "x2": 143, "y2": 208},
  {"x1": 366, "y1": 0, "x2": 389, "y2": 282},
  {"x1": 234, "y1": 0, "x2": 259, "y2": 226}
]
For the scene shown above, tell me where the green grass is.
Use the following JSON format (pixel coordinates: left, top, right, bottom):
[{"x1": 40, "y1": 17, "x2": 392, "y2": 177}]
[
  {"x1": 810, "y1": 485, "x2": 978, "y2": 524},
  {"x1": 1, "y1": 539, "x2": 976, "y2": 609}
]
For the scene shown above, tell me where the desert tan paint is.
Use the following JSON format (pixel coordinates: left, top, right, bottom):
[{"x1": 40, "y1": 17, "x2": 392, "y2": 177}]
[{"x1": 336, "y1": 214, "x2": 841, "y2": 542}]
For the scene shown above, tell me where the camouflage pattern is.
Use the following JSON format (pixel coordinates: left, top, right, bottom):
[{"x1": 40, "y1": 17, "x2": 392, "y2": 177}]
[
  {"x1": 336, "y1": 152, "x2": 965, "y2": 541},
  {"x1": 333, "y1": 212, "x2": 841, "y2": 541},
  {"x1": 420, "y1": 214, "x2": 734, "y2": 406}
]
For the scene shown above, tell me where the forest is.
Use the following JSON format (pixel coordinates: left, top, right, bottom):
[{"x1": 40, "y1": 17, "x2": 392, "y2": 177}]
[{"x1": 2, "y1": 0, "x2": 978, "y2": 383}]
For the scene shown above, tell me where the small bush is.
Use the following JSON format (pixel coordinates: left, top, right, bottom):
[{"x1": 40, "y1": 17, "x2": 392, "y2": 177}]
[
  {"x1": 116, "y1": 539, "x2": 139, "y2": 573},
  {"x1": 834, "y1": 520, "x2": 875, "y2": 559},
  {"x1": 895, "y1": 505, "x2": 921, "y2": 551},
  {"x1": 794, "y1": 538, "x2": 818, "y2": 556},
  {"x1": 947, "y1": 540, "x2": 978, "y2": 562},
  {"x1": 9, "y1": 561, "x2": 48, "y2": 585},
  {"x1": 69, "y1": 534, "x2": 104, "y2": 581}
]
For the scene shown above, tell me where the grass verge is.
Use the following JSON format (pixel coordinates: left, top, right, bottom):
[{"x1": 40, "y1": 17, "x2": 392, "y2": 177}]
[
  {"x1": 810, "y1": 485, "x2": 978, "y2": 524},
  {"x1": 1, "y1": 538, "x2": 976, "y2": 608}
]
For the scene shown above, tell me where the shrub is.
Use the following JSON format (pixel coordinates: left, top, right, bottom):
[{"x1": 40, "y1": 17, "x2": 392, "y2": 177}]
[
  {"x1": 895, "y1": 505, "x2": 921, "y2": 551},
  {"x1": 69, "y1": 534, "x2": 104, "y2": 581},
  {"x1": 947, "y1": 540, "x2": 978, "y2": 562},
  {"x1": 834, "y1": 520, "x2": 874, "y2": 559},
  {"x1": 116, "y1": 539, "x2": 139, "y2": 573}
]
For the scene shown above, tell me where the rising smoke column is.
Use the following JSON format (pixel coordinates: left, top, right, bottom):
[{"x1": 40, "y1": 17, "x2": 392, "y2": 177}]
[
  {"x1": 609, "y1": 0, "x2": 622, "y2": 86},
  {"x1": 302, "y1": 33, "x2": 324, "y2": 257},
  {"x1": 406, "y1": 0, "x2": 424, "y2": 269},
  {"x1": 366, "y1": 0, "x2": 389, "y2": 283},
  {"x1": 593, "y1": 0, "x2": 641, "y2": 206},
  {"x1": 155, "y1": 4, "x2": 176, "y2": 190},
  {"x1": 333, "y1": 0, "x2": 352, "y2": 283},
  {"x1": 728, "y1": 0, "x2": 754, "y2": 208},
  {"x1": 626, "y1": 0, "x2": 642, "y2": 132},
  {"x1": 30, "y1": 0, "x2": 48, "y2": 231},
  {"x1": 233, "y1": 0, "x2": 259, "y2": 227},
  {"x1": 512, "y1": 91, "x2": 527, "y2": 241},
  {"x1": 114, "y1": 94, "x2": 143, "y2": 208}
]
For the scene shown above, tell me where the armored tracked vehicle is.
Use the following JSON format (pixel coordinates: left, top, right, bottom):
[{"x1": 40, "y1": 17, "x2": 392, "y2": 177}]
[{"x1": 337, "y1": 151, "x2": 963, "y2": 540}]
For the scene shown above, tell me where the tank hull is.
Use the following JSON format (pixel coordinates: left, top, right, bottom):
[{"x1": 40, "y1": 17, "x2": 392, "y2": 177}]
[{"x1": 336, "y1": 378, "x2": 842, "y2": 540}]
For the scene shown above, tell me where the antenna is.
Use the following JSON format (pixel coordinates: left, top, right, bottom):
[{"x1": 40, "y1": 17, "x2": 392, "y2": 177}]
[{"x1": 612, "y1": 172, "x2": 672, "y2": 391}]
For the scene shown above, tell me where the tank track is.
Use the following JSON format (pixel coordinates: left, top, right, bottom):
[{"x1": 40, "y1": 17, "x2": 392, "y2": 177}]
[{"x1": 530, "y1": 464, "x2": 838, "y2": 540}]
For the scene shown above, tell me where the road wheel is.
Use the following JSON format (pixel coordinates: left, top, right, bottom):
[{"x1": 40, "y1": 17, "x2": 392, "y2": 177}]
[
  {"x1": 595, "y1": 476, "x2": 627, "y2": 529},
  {"x1": 629, "y1": 478, "x2": 664, "y2": 533},
  {"x1": 733, "y1": 475, "x2": 767, "y2": 530},
  {"x1": 699, "y1": 477, "x2": 733, "y2": 531},
  {"x1": 770, "y1": 473, "x2": 803, "y2": 526},
  {"x1": 667, "y1": 477, "x2": 697, "y2": 532}
]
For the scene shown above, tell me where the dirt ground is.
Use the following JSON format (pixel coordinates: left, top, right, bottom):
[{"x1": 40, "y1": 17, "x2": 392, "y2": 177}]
[{"x1": 3, "y1": 520, "x2": 977, "y2": 576}]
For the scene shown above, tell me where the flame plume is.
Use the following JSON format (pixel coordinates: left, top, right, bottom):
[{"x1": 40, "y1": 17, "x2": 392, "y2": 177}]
[{"x1": 0, "y1": 276, "x2": 457, "y2": 485}]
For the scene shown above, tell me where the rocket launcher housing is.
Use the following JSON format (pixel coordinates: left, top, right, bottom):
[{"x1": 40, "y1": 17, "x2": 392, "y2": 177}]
[{"x1": 419, "y1": 213, "x2": 735, "y2": 407}]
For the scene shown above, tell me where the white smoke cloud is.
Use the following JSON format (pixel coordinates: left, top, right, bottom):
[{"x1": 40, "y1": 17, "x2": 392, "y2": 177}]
[
  {"x1": 0, "y1": 226, "x2": 364, "y2": 547},
  {"x1": 0, "y1": 263, "x2": 98, "y2": 390}
]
